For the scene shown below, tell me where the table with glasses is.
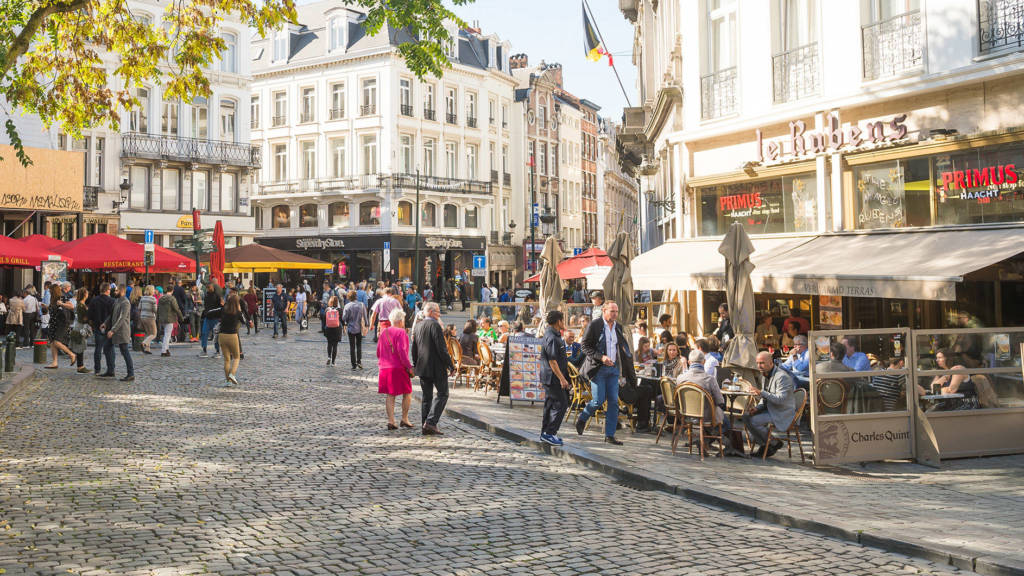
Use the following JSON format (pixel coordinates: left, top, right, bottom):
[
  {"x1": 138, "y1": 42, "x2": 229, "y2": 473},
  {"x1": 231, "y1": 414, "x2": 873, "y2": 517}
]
[{"x1": 720, "y1": 387, "x2": 755, "y2": 427}]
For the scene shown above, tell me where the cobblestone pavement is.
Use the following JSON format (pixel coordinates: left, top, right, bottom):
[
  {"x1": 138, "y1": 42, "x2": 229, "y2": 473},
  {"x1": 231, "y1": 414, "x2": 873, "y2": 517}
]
[{"x1": 0, "y1": 327, "x2": 972, "y2": 575}]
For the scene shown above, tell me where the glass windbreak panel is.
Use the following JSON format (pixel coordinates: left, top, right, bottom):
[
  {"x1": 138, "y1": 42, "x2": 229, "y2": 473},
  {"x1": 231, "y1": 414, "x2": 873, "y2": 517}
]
[
  {"x1": 811, "y1": 332, "x2": 910, "y2": 414},
  {"x1": 853, "y1": 157, "x2": 930, "y2": 229},
  {"x1": 934, "y1": 144, "x2": 1024, "y2": 225},
  {"x1": 914, "y1": 330, "x2": 1024, "y2": 411},
  {"x1": 698, "y1": 173, "x2": 817, "y2": 235}
]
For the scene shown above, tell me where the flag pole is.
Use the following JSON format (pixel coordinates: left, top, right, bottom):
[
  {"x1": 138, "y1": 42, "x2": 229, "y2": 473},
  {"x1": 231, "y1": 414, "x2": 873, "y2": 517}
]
[{"x1": 583, "y1": 0, "x2": 632, "y2": 108}]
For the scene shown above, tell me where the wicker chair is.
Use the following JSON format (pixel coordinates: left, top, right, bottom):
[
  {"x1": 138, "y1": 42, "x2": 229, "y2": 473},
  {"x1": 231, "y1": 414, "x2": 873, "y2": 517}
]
[
  {"x1": 817, "y1": 378, "x2": 847, "y2": 414},
  {"x1": 447, "y1": 337, "x2": 474, "y2": 388},
  {"x1": 656, "y1": 377, "x2": 681, "y2": 445},
  {"x1": 674, "y1": 384, "x2": 725, "y2": 461},
  {"x1": 566, "y1": 364, "x2": 592, "y2": 421},
  {"x1": 475, "y1": 340, "x2": 501, "y2": 394},
  {"x1": 763, "y1": 388, "x2": 808, "y2": 462}
]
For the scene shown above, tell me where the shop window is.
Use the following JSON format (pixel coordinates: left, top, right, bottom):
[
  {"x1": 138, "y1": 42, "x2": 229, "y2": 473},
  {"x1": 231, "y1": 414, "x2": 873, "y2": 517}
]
[
  {"x1": 934, "y1": 144, "x2": 1024, "y2": 226},
  {"x1": 422, "y1": 202, "x2": 437, "y2": 227},
  {"x1": 359, "y1": 200, "x2": 381, "y2": 225},
  {"x1": 442, "y1": 204, "x2": 458, "y2": 228},
  {"x1": 272, "y1": 205, "x2": 290, "y2": 228},
  {"x1": 698, "y1": 172, "x2": 818, "y2": 235},
  {"x1": 853, "y1": 158, "x2": 930, "y2": 229},
  {"x1": 299, "y1": 203, "x2": 318, "y2": 227},
  {"x1": 329, "y1": 202, "x2": 349, "y2": 227},
  {"x1": 465, "y1": 206, "x2": 478, "y2": 229},
  {"x1": 397, "y1": 200, "x2": 413, "y2": 226}
]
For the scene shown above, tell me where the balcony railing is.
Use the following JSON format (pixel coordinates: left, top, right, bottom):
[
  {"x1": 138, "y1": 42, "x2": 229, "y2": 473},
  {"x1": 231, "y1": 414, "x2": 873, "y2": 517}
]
[
  {"x1": 83, "y1": 186, "x2": 100, "y2": 210},
  {"x1": 862, "y1": 10, "x2": 923, "y2": 80},
  {"x1": 360, "y1": 104, "x2": 376, "y2": 116},
  {"x1": 979, "y1": 0, "x2": 1024, "y2": 54},
  {"x1": 424, "y1": 108, "x2": 436, "y2": 121},
  {"x1": 388, "y1": 173, "x2": 492, "y2": 195},
  {"x1": 256, "y1": 174, "x2": 384, "y2": 196},
  {"x1": 700, "y1": 67, "x2": 737, "y2": 119},
  {"x1": 250, "y1": 119, "x2": 260, "y2": 129},
  {"x1": 489, "y1": 231, "x2": 514, "y2": 245},
  {"x1": 772, "y1": 42, "x2": 820, "y2": 103},
  {"x1": 300, "y1": 112, "x2": 314, "y2": 123},
  {"x1": 503, "y1": 172, "x2": 511, "y2": 186},
  {"x1": 272, "y1": 115, "x2": 286, "y2": 127},
  {"x1": 467, "y1": 116, "x2": 477, "y2": 128},
  {"x1": 446, "y1": 112, "x2": 458, "y2": 124},
  {"x1": 329, "y1": 108, "x2": 345, "y2": 120},
  {"x1": 400, "y1": 104, "x2": 414, "y2": 117},
  {"x1": 121, "y1": 132, "x2": 261, "y2": 168}
]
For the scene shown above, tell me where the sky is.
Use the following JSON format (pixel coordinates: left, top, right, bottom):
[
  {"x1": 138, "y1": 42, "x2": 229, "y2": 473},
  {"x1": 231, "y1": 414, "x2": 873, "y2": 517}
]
[{"x1": 453, "y1": 0, "x2": 637, "y2": 121}]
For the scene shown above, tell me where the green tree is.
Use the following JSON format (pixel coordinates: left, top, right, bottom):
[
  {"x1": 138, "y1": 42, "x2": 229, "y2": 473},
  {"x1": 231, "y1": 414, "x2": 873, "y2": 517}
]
[{"x1": 0, "y1": 0, "x2": 469, "y2": 165}]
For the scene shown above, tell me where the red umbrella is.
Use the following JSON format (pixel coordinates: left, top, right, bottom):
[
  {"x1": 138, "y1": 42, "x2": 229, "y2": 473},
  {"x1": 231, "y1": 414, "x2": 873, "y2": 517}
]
[
  {"x1": 133, "y1": 245, "x2": 196, "y2": 274},
  {"x1": 525, "y1": 247, "x2": 612, "y2": 283},
  {"x1": 55, "y1": 233, "x2": 193, "y2": 273},
  {"x1": 17, "y1": 234, "x2": 67, "y2": 252},
  {"x1": 210, "y1": 220, "x2": 225, "y2": 286},
  {"x1": 0, "y1": 235, "x2": 73, "y2": 267}
]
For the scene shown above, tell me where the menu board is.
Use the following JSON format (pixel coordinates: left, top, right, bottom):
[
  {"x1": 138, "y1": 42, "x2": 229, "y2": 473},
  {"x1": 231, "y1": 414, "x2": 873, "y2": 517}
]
[
  {"x1": 262, "y1": 287, "x2": 276, "y2": 324},
  {"x1": 818, "y1": 295, "x2": 843, "y2": 329},
  {"x1": 506, "y1": 334, "x2": 546, "y2": 403}
]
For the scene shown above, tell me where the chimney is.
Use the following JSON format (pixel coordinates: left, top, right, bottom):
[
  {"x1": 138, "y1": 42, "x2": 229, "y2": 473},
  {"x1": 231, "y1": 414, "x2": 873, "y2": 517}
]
[
  {"x1": 546, "y1": 63, "x2": 563, "y2": 88},
  {"x1": 509, "y1": 53, "x2": 529, "y2": 70}
]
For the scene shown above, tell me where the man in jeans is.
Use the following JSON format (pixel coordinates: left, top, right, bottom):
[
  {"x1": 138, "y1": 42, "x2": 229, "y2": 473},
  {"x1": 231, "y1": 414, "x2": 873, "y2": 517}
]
[
  {"x1": 271, "y1": 284, "x2": 289, "y2": 339},
  {"x1": 20, "y1": 287, "x2": 39, "y2": 348},
  {"x1": 574, "y1": 301, "x2": 637, "y2": 445},
  {"x1": 342, "y1": 290, "x2": 367, "y2": 369},
  {"x1": 90, "y1": 283, "x2": 116, "y2": 376}
]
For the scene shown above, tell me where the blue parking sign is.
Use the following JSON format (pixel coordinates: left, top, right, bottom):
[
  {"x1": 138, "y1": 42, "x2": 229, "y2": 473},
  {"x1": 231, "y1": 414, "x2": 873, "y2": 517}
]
[{"x1": 144, "y1": 230, "x2": 154, "y2": 244}]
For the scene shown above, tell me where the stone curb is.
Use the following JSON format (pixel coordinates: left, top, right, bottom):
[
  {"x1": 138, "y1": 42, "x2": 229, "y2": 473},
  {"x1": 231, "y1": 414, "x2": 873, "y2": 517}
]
[
  {"x1": 440, "y1": 398, "x2": 1022, "y2": 576},
  {"x1": 0, "y1": 366, "x2": 36, "y2": 412}
]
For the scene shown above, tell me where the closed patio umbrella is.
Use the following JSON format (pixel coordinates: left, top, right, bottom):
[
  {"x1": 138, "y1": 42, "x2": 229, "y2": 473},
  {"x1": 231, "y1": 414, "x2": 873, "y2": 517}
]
[
  {"x1": 538, "y1": 236, "x2": 564, "y2": 320},
  {"x1": 210, "y1": 220, "x2": 226, "y2": 287},
  {"x1": 719, "y1": 223, "x2": 758, "y2": 373},
  {"x1": 602, "y1": 231, "x2": 636, "y2": 325}
]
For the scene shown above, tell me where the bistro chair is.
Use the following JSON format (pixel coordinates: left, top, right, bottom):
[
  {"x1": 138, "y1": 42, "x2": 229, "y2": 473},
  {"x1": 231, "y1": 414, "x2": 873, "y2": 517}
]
[
  {"x1": 817, "y1": 379, "x2": 847, "y2": 414},
  {"x1": 567, "y1": 364, "x2": 593, "y2": 422},
  {"x1": 475, "y1": 340, "x2": 501, "y2": 395},
  {"x1": 674, "y1": 384, "x2": 725, "y2": 461},
  {"x1": 761, "y1": 388, "x2": 808, "y2": 463},
  {"x1": 655, "y1": 377, "x2": 681, "y2": 445},
  {"x1": 447, "y1": 337, "x2": 472, "y2": 388}
]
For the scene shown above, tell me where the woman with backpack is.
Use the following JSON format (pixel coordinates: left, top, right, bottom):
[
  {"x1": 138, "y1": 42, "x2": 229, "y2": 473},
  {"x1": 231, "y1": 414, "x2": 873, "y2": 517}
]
[{"x1": 323, "y1": 295, "x2": 342, "y2": 366}]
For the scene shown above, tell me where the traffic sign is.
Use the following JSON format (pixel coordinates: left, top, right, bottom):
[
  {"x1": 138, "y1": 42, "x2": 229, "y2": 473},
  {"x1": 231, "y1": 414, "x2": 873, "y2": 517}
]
[
  {"x1": 144, "y1": 229, "x2": 154, "y2": 244},
  {"x1": 144, "y1": 242, "x2": 155, "y2": 253},
  {"x1": 573, "y1": 247, "x2": 583, "y2": 256},
  {"x1": 144, "y1": 251, "x2": 154, "y2": 266},
  {"x1": 172, "y1": 239, "x2": 195, "y2": 251},
  {"x1": 472, "y1": 254, "x2": 486, "y2": 270},
  {"x1": 197, "y1": 241, "x2": 216, "y2": 253}
]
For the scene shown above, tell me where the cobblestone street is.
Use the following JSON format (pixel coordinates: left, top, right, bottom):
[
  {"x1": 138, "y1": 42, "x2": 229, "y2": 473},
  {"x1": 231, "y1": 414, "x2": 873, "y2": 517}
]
[{"x1": 0, "y1": 328, "x2": 972, "y2": 575}]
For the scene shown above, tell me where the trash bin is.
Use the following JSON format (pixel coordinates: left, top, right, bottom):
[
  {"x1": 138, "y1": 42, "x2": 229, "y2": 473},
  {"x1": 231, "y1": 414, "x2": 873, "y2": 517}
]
[
  {"x1": 132, "y1": 332, "x2": 144, "y2": 352},
  {"x1": 4, "y1": 333, "x2": 15, "y2": 372},
  {"x1": 33, "y1": 339, "x2": 48, "y2": 364}
]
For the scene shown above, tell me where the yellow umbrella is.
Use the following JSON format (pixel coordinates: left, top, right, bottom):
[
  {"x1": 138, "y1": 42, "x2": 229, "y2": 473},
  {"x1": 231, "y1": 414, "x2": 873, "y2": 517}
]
[{"x1": 219, "y1": 243, "x2": 333, "y2": 273}]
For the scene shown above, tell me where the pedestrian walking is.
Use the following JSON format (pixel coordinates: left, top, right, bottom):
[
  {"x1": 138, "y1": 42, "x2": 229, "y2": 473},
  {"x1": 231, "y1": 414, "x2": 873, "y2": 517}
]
[
  {"x1": 412, "y1": 302, "x2": 454, "y2": 435},
  {"x1": 323, "y1": 296, "x2": 342, "y2": 366},
  {"x1": 377, "y1": 308, "x2": 414, "y2": 430},
  {"x1": 139, "y1": 285, "x2": 157, "y2": 354},
  {"x1": 295, "y1": 286, "x2": 308, "y2": 331},
  {"x1": 21, "y1": 287, "x2": 39, "y2": 348},
  {"x1": 342, "y1": 290, "x2": 367, "y2": 369},
  {"x1": 539, "y1": 310, "x2": 571, "y2": 446},
  {"x1": 70, "y1": 287, "x2": 91, "y2": 374},
  {"x1": 43, "y1": 284, "x2": 76, "y2": 369},
  {"x1": 188, "y1": 285, "x2": 202, "y2": 342},
  {"x1": 104, "y1": 286, "x2": 135, "y2": 382},
  {"x1": 89, "y1": 284, "x2": 115, "y2": 376},
  {"x1": 200, "y1": 283, "x2": 223, "y2": 358},
  {"x1": 271, "y1": 284, "x2": 289, "y2": 339},
  {"x1": 157, "y1": 284, "x2": 183, "y2": 357},
  {"x1": 243, "y1": 287, "x2": 260, "y2": 335},
  {"x1": 574, "y1": 301, "x2": 637, "y2": 445},
  {"x1": 217, "y1": 293, "x2": 244, "y2": 387},
  {"x1": 6, "y1": 292, "x2": 24, "y2": 345}
]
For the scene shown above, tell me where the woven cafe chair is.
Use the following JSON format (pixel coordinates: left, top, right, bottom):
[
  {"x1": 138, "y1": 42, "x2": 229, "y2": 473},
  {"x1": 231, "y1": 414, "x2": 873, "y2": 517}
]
[
  {"x1": 655, "y1": 377, "x2": 681, "y2": 445},
  {"x1": 675, "y1": 384, "x2": 725, "y2": 461},
  {"x1": 762, "y1": 388, "x2": 808, "y2": 463},
  {"x1": 566, "y1": 363, "x2": 592, "y2": 420},
  {"x1": 475, "y1": 340, "x2": 501, "y2": 394},
  {"x1": 817, "y1": 378, "x2": 847, "y2": 415},
  {"x1": 447, "y1": 337, "x2": 474, "y2": 389}
]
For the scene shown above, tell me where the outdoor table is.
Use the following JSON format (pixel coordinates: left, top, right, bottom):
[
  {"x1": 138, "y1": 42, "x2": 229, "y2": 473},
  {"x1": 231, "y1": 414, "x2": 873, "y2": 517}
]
[
  {"x1": 920, "y1": 393, "x2": 965, "y2": 401},
  {"x1": 720, "y1": 388, "x2": 755, "y2": 427}
]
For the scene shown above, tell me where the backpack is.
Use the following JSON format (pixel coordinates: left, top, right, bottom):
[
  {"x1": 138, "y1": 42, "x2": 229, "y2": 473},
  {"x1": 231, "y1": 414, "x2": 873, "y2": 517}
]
[{"x1": 325, "y1": 307, "x2": 340, "y2": 328}]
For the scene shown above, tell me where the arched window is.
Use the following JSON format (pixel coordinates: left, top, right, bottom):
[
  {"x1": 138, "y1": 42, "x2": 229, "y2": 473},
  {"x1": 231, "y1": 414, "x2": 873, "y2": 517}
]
[
  {"x1": 272, "y1": 205, "x2": 290, "y2": 228},
  {"x1": 299, "y1": 203, "x2": 318, "y2": 227},
  {"x1": 464, "y1": 206, "x2": 478, "y2": 229},
  {"x1": 422, "y1": 202, "x2": 436, "y2": 227},
  {"x1": 329, "y1": 202, "x2": 349, "y2": 227},
  {"x1": 397, "y1": 200, "x2": 413, "y2": 226},
  {"x1": 220, "y1": 32, "x2": 237, "y2": 73},
  {"x1": 359, "y1": 200, "x2": 380, "y2": 225},
  {"x1": 443, "y1": 204, "x2": 458, "y2": 228}
]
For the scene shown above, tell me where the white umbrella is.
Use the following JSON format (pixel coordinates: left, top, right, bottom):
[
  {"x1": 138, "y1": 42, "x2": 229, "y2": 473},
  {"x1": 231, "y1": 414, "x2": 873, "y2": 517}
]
[{"x1": 719, "y1": 223, "x2": 758, "y2": 372}]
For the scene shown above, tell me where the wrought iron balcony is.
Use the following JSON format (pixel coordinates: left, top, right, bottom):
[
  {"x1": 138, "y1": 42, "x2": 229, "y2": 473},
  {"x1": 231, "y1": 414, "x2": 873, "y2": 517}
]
[
  {"x1": 979, "y1": 0, "x2": 1024, "y2": 54},
  {"x1": 446, "y1": 112, "x2": 458, "y2": 125},
  {"x1": 424, "y1": 108, "x2": 436, "y2": 121},
  {"x1": 503, "y1": 172, "x2": 511, "y2": 186},
  {"x1": 467, "y1": 116, "x2": 477, "y2": 128},
  {"x1": 772, "y1": 43, "x2": 820, "y2": 103},
  {"x1": 700, "y1": 67, "x2": 737, "y2": 119},
  {"x1": 250, "y1": 119, "x2": 260, "y2": 129},
  {"x1": 83, "y1": 186, "x2": 100, "y2": 210},
  {"x1": 300, "y1": 112, "x2": 315, "y2": 123},
  {"x1": 329, "y1": 108, "x2": 345, "y2": 120},
  {"x1": 388, "y1": 173, "x2": 492, "y2": 195},
  {"x1": 360, "y1": 104, "x2": 376, "y2": 116},
  {"x1": 862, "y1": 10, "x2": 923, "y2": 80},
  {"x1": 488, "y1": 231, "x2": 514, "y2": 244},
  {"x1": 401, "y1": 104, "x2": 414, "y2": 117},
  {"x1": 255, "y1": 175, "x2": 383, "y2": 196},
  {"x1": 272, "y1": 115, "x2": 286, "y2": 127},
  {"x1": 121, "y1": 132, "x2": 261, "y2": 168}
]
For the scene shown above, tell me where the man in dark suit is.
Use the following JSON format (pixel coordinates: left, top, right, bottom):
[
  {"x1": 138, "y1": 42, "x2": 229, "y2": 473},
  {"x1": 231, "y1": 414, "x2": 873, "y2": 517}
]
[
  {"x1": 575, "y1": 301, "x2": 637, "y2": 445},
  {"x1": 412, "y1": 302, "x2": 455, "y2": 435}
]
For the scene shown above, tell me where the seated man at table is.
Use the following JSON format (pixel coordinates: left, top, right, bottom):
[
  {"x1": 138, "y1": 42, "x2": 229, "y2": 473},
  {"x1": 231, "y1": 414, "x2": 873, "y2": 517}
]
[
  {"x1": 841, "y1": 336, "x2": 871, "y2": 371},
  {"x1": 676, "y1": 349, "x2": 730, "y2": 435},
  {"x1": 871, "y1": 356, "x2": 912, "y2": 411},
  {"x1": 743, "y1": 351, "x2": 796, "y2": 459},
  {"x1": 778, "y1": 335, "x2": 810, "y2": 390},
  {"x1": 563, "y1": 329, "x2": 583, "y2": 368},
  {"x1": 816, "y1": 342, "x2": 852, "y2": 376}
]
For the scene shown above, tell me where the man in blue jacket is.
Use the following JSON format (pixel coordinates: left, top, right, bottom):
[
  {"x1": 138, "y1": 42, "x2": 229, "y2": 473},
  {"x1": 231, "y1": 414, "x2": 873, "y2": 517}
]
[{"x1": 271, "y1": 284, "x2": 290, "y2": 339}]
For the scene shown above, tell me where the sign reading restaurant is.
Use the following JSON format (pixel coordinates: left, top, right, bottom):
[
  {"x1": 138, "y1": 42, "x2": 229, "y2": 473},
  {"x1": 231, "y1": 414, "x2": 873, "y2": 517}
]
[{"x1": 755, "y1": 112, "x2": 910, "y2": 163}]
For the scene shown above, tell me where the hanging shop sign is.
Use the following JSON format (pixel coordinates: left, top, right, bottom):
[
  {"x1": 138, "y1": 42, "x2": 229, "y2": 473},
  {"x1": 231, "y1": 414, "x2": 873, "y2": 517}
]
[
  {"x1": 424, "y1": 236, "x2": 464, "y2": 250},
  {"x1": 296, "y1": 238, "x2": 345, "y2": 250},
  {"x1": 755, "y1": 112, "x2": 910, "y2": 163}
]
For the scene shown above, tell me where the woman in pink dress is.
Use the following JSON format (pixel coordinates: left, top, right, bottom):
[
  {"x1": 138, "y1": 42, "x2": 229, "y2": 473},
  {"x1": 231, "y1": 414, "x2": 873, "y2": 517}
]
[{"x1": 377, "y1": 307, "x2": 414, "y2": 430}]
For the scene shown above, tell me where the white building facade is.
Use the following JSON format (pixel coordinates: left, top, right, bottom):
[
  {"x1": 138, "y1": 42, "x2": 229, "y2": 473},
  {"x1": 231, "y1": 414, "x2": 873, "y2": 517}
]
[{"x1": 251, "y1": 3, "x2": 518, "y2": 287}]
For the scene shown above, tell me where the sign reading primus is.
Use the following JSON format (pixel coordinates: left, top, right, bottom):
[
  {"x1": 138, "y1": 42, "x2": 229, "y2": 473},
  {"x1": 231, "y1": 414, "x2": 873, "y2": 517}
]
[
  {"x1": 756, "y1": 112, "x2": 910, "y2": 163},
  {"x1": 296, "y1": 238, "x2": 345, "y2": 250},
  {"x1": 424, "y1": 237, "x2": 464, "y2": 250}
]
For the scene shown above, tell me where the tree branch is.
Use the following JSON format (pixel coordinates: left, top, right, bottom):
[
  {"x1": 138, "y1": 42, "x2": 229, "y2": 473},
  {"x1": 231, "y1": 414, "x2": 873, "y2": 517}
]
[{"x1": 1, "y1": 0, "x2": 91, "y2": 78}]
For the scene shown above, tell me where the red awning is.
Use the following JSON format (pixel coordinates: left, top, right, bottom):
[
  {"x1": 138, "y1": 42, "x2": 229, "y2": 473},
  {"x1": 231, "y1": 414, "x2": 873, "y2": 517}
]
[
  {"x1": 525, "y1": 247, "x2": 612, "y2": 283},
  {"x1": 0, "y1": 235, "x2": 73, "y2": 268},
  {"x1": 17, "y1": 234, "x2": 68, "y2": 252},
  {"x1": 54, "y1": 233, "x2": 194, "y2": 273}
]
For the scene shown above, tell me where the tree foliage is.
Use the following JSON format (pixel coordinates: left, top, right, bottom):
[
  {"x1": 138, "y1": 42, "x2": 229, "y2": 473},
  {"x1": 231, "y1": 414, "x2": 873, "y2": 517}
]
[{"x1": 0, "y1": 0, "x2": 470, "y2": 165}]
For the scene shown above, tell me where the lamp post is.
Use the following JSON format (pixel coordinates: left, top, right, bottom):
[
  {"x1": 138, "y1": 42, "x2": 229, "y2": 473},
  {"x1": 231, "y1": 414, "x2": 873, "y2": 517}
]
[
  {"x1": 529, "y1": 155, "x2": 536, "y2": 274},
  {"x1": 413, "y1": 167, "x2": 421, "y2": 290},
  {"x1": 114, "y1": 178, "x2": 131, "y2": 211}
]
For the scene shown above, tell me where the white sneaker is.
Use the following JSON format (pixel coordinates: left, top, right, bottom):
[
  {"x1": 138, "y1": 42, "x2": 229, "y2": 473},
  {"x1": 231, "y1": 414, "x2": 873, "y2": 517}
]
[
  {"x1": 198, "y1": 352, "x2": 209, "y2": 358},
  {"x1": 227, "y1": 374, "x2": 238, "y2": 387},
  {"x1": 213, "y1": 353, "x2": 222, "y2": 359}
]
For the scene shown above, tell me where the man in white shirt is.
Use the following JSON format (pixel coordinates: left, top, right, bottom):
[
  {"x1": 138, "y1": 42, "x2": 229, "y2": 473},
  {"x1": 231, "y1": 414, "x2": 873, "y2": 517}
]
[
  {"x1": 21, "y1": 288, "x2": 40, "y2": 347},
  {"x1": 574, "y1": 301, "x2": 638, "y2": 445}
]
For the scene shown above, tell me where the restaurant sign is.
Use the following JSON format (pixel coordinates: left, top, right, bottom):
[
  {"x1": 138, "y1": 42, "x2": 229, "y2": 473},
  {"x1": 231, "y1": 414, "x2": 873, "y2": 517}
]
[
  {"x1": 815, "y1": 415, "x2": 912, "y2": 466},
  {"x1": 296, "y1": 238, "x2": 345, "y2": 250},
  {"x1": 756, "y1": 112, "x2": 909, "y2": 163},
  {"x1": 938, "y1": 163, "x2": 1021, "y2": 202}
]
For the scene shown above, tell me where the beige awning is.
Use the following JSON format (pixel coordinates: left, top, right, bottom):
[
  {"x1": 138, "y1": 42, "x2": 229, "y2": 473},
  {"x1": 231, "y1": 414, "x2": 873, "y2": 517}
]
[{"x1": 752, "y1": 227, "x2": 1024, "y2": 301}]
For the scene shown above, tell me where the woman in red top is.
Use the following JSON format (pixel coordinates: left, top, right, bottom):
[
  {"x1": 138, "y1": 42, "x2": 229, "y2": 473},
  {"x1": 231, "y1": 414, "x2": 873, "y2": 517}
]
[
  {"x1": 243, "y1": 287, "x2": 260, "y2": 334},
  {"x1": 376, "y1": 307, "x2": 414, "y2": 430}
]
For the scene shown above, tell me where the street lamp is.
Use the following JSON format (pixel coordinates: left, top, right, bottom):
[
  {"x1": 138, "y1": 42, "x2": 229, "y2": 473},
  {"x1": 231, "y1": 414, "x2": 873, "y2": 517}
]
[
  {"x1": 114, "y1": 178, "x2": 131, "y2": 211},
  {"x1": 413, "y1": 166, "x2": 421, "y2": 289},
  {"x1": 639, "y1": 155, "x2": 674, "y2": 212}
]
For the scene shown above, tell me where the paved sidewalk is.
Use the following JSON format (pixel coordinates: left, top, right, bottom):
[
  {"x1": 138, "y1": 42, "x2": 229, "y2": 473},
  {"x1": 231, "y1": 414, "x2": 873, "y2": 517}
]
[{"x1": 441, "y1": 384, "x2": 1024, "y2": 576}]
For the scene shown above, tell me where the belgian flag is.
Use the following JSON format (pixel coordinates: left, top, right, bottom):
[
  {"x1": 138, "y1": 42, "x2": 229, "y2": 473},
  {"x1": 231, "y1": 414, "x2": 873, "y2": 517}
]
[{"x1": 584, "y1": 3, "x2": 613, "y2": 66}]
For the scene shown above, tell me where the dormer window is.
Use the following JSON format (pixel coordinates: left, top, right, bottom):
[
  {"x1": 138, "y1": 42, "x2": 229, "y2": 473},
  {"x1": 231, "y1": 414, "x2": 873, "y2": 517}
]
[
  {"x1": 273, "y1": 31, "x2": 288, "y2": 62},
  {"x1": 444, "y1": 22, "x2": 458, "y2": 59},
  {"x1": 329, "y1": 17, "x2": 346, "y2": 52},
  {"x1": 488, "y1": 42, "x2": 496, "y2": 68}
]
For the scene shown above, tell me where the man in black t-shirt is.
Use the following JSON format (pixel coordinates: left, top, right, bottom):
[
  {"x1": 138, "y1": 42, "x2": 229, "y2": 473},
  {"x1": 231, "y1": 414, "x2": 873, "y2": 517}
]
[{"x1": 540, "y1": 310, "x2": 571, "y2": 446}]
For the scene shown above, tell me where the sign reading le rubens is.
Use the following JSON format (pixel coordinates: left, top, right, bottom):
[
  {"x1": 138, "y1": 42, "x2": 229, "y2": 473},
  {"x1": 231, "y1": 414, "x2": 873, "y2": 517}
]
[{"x1": 756, "y1": 112, "x2": 909, "y2": 163}]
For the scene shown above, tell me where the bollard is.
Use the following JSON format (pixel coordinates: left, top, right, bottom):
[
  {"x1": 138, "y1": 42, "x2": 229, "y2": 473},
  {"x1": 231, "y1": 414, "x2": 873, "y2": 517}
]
[
  {"x1": 4, "y1": 333, "x2": 15, "y2": 372},
  {"x1": 33, "y1": 339, "x2": 48, "y2": 364},
  {"x1": 132, "y1": 332, "x2": 145, "y2": 352}
]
